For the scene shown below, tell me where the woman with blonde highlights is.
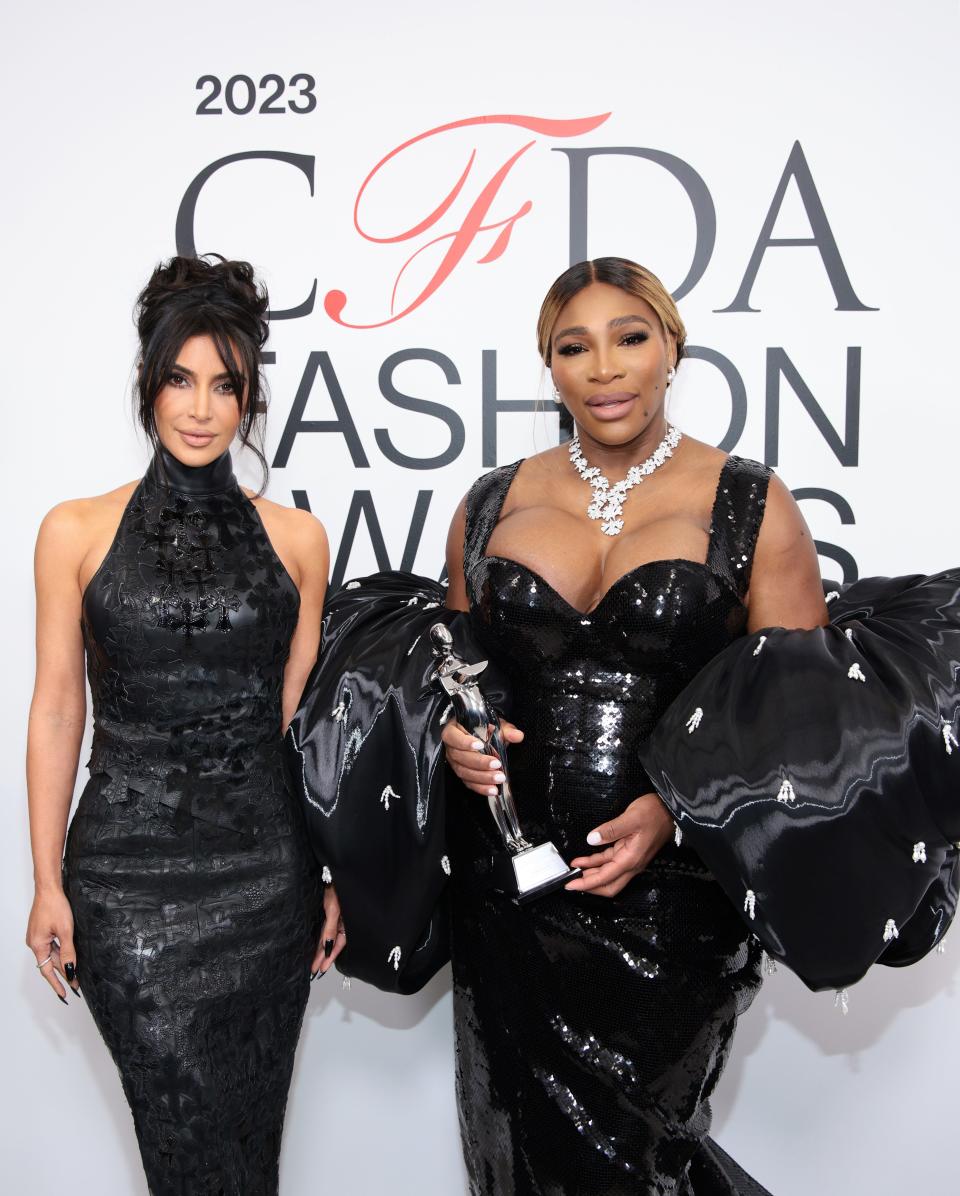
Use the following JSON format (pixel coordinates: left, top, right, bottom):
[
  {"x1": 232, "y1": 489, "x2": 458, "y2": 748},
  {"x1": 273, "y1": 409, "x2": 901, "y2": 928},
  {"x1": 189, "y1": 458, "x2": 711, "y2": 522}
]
[
  {"x1": 287, "y1": 254, "x2": 957, "y2": 1194},
  {"x1": 441, "y1": 256, "x2": 826, "y2": 1193}
]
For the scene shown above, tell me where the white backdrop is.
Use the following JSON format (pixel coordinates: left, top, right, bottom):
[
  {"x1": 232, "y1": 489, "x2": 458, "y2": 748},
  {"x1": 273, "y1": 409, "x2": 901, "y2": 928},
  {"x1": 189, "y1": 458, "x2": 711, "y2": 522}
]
[{"x1": 3, "y1": 2, "x2": 958, "y2": 1192}]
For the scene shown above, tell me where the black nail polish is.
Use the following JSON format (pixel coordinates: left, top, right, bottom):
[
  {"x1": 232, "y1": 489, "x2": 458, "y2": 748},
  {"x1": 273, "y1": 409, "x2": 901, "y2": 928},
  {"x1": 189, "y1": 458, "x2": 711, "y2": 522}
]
[
  {"x1": 309, "y1": 969, "x2": 320, "y2": 981},
  {"x1": 64, "y1": 962, "x2": 76, "y2": 983},
  {"x1": 57, "y1": 994, "x2": 68, "y2": 1006},
  {"x1": 324, "y1": 938, "x2": 334, "y2": 958},
  {"x1": 74, "y1": 986, "x2": 83, "y2": 999}
]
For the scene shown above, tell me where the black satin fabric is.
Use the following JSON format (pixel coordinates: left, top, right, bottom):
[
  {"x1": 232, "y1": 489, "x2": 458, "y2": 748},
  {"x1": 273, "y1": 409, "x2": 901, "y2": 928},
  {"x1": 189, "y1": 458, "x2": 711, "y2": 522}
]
[
  {"x1": 288, "y1": 573, "x2": 450, "y2": 993},
  {"x1": 640, "y1": 571, "x2": 960, "y2": 991},
  {"x1": 286, "y1": 570, "x2": 513, "y2": 992},
  {"x1": 63, "y1": 449, "x2": 322, "y2": 1196},
  {"x1": 451, "y1": 457, "x2": 773, "y2": 1196}
]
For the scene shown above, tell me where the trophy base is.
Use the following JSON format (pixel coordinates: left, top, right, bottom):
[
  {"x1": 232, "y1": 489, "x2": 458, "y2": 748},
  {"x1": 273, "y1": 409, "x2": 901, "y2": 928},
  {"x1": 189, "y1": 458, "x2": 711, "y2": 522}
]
[{"x1": 491, "y1": 840, "x2": 582, "y2": 905}]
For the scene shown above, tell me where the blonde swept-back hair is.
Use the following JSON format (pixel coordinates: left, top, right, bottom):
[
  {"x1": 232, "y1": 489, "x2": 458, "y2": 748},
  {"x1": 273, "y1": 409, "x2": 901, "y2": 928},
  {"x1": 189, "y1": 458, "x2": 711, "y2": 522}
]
[{"x1": 536, "y1": 257, "x2": 686, "y2": 367}]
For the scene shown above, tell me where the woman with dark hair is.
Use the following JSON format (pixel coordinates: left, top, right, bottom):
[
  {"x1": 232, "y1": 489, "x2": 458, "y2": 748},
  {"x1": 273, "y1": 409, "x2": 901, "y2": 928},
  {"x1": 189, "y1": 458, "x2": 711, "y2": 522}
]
[{"x1": 25, "y1": 255, "x2": 341, "y2": 1195}]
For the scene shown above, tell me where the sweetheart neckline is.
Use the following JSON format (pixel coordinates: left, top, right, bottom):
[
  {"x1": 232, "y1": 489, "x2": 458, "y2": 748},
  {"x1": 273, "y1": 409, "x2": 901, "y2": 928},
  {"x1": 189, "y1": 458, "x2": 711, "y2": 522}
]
[{"x1": 475, "y1": 554, "x2": 742, "y2": 619}]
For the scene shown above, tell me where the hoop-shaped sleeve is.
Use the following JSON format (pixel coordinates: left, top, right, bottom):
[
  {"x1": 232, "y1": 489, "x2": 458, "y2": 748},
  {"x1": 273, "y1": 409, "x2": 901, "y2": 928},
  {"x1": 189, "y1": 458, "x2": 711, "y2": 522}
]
[
  {"x1": 639, "y1": 571, "x2": 960, "y2": 991},
  {"x1": 285, "y1": 571, "x2": 508, "y2": 994}
]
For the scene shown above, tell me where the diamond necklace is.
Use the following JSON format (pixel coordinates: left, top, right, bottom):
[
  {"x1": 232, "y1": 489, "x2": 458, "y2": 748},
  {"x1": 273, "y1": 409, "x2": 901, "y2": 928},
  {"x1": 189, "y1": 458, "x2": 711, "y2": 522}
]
[{"x1": 568, "y1": 423, "x2": 683, "y2": 536}]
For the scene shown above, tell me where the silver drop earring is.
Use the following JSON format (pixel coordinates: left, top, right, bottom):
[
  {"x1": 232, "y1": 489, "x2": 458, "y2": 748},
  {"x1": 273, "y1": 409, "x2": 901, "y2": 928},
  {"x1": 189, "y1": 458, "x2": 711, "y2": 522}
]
[
  {"x1": 552, "y1": 385, "x2": 561, "y2": 403},
  {"x1": 666, "y1": 366, "x2": 676, "y2": 385}
]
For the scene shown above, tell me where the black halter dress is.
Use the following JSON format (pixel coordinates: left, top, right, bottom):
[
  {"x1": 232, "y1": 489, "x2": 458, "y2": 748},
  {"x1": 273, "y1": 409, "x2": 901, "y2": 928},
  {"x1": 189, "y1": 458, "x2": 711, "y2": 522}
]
[
  {"x1": 448, "y1": 456, "x2": 772, "y2": 1196},
  {"x1": 64, "y1": 448, "x2": 322, "y2": 1196}
]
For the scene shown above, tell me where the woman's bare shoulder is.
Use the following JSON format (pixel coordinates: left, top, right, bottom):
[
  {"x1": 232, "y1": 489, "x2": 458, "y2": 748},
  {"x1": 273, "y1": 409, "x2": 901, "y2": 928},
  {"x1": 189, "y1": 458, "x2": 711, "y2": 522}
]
[
  {"x1": 252, "y1": 495, "x2": 327, "y2": 542},
  {"x1": 250, "y1": 498, "x2": 329, "y2": 589},
  {"x1": 674, "y1": 435, "x2": 728, "y2": 474},
  {"x1": 39, "y1": 482, "x2": 139, "y2": 537},
  {"x1": 35, "y1": 483, "x2": 139, "y2": 584}
]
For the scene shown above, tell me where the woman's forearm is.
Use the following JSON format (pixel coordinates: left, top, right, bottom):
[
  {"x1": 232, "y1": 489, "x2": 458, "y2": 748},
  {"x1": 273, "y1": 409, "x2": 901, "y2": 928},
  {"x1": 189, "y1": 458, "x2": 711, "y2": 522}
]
[{"x1": 26, "y1": 695, "x2": 86, "y2": 891}]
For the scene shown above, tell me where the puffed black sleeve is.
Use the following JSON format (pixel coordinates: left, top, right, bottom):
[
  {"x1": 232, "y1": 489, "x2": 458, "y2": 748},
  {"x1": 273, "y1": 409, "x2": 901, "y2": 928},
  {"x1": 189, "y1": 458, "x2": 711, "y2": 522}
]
[
  {"x1": 638, "y1": 570, "x2": 960, "y2": 992},
  {"x1": 285, "y1": 571, "x2": 508, "y2": 994}
]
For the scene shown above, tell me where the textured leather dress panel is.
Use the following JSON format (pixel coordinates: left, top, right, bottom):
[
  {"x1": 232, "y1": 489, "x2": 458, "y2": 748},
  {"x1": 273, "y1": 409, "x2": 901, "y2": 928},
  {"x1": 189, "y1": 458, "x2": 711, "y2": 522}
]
[
  {"x1": 450, "y1": 457, "x2": 773, "y2": 1195},
  {"x1": 63, "y1": 449, "x2": 322, "y2": 1196}
]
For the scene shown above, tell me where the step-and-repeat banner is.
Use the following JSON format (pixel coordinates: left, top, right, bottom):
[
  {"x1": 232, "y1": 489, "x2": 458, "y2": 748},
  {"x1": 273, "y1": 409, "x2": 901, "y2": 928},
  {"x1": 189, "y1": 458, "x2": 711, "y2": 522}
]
[{"x1": 4, "y1": 3, "x2": 957, "y2": 1193}]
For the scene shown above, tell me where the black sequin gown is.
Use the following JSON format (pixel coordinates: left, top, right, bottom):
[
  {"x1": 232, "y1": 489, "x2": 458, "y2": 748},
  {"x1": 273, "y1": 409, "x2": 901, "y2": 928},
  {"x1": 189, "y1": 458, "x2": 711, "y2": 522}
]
[
  {"x1": 63, "y1": 448, "x2": 322, "y2": 1196},
  {"x1": 449, "y1": 456, "x2": 773, "y2": 1196}
]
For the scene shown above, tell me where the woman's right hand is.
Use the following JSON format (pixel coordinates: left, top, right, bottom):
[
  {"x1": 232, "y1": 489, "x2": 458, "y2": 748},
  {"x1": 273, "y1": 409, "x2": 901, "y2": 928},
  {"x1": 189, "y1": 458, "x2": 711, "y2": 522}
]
[
  {"x1": 440, "y1": 717, "x2": 525, "y2": 796},
  {"x1": 26, "y1": 887, "x2": 79, "y2": 1003}
]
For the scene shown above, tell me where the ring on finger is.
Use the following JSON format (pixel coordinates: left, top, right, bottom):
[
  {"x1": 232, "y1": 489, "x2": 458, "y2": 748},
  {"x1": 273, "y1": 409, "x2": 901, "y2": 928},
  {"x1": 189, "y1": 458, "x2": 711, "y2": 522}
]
[{"x1": 36, "y1": 954, "x2": 53, "y2": 969}]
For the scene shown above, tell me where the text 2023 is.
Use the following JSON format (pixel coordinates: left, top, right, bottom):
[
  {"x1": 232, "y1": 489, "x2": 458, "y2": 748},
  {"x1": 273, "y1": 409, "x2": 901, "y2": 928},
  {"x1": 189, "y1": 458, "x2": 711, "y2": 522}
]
[{"x1": 196, "y1": 74, "x2": 317, "y2": 116}]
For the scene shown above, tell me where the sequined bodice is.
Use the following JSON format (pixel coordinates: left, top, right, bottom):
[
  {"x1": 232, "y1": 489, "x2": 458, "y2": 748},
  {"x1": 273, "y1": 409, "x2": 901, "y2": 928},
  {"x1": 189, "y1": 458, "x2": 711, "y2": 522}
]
[
  {"x1": 81, "y1": 449, "x2": 300, "y2": 826},
  {"x1": 464, "y1": 455, "x2": 770, "y2": 854}
]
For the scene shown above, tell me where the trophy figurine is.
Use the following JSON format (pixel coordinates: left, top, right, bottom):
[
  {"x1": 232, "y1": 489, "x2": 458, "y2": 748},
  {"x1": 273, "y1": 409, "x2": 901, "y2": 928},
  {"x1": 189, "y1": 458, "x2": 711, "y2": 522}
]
[{"x1": 430, "y1": 623, "x2": 581, "y2": 903}]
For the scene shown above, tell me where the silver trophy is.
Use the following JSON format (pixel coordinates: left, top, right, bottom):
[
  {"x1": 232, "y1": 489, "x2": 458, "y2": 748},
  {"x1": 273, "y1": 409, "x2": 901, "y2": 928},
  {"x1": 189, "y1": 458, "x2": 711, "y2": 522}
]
[{"x1": 430, "y1": 623, "x2": 581, "y2": 903}]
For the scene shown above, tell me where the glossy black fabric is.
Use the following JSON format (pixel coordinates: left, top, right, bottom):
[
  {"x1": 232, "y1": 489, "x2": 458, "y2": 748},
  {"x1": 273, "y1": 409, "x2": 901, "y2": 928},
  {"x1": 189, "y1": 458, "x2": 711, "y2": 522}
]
[
  {"x1": 288, "y1": 573, "x2": 451, "y2": 992},
  {"x1": 63, "y1": 449, "x2": 322, "y2": 1196},
  {"x1": 286, "y1": 570, "x2": 513, "y2": 992},
  {"x1": 451, "y1": 457, "x2": 773, "y2": 1196},
  {"x1": 640, "y1": 571, "x2": 960, "y2": 991}
]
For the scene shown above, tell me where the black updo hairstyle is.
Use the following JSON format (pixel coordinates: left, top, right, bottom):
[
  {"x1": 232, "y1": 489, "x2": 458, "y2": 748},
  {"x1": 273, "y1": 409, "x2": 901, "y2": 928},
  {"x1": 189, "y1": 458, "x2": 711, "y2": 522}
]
[{"x1": 134, "y1": 254, "x2": 270, "y2": 491}]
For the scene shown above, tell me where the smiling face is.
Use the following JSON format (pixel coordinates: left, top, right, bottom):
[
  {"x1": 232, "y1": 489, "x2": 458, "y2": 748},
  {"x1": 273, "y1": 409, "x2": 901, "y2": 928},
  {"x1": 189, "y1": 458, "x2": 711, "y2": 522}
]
[
  {"x1": 550, "y1": 282, "x2": 676, "y2": 447},
  {"x1": 151, "y1": 334, "x2": 245, "y2": 465}
]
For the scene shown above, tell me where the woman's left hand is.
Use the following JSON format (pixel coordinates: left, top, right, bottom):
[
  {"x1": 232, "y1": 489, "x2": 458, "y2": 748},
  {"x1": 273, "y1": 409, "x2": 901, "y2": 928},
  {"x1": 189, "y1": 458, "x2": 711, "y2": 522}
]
[
  {"x1": 566, "y1": 793, "x2": 674, "y2": 897},
  {"x1": 312, "y1": 882, "x2": 347, "y2": 978}
]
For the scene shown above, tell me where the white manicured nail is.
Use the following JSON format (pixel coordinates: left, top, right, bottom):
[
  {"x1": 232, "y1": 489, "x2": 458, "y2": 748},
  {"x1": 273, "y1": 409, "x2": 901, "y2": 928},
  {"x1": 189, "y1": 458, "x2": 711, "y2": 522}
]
[
  {"x1": 470, "y1": 741, "x2": 485, "y2": 751},
  {"x1": 586, "y1": 831, "x2": 602, "y2": 846}
]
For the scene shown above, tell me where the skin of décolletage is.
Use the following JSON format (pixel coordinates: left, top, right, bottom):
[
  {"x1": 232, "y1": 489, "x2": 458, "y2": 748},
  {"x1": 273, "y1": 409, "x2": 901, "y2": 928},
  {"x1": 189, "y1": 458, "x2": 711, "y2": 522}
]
[{"x1": 442, "y1": 278, "x2": 827, "y2": 899}]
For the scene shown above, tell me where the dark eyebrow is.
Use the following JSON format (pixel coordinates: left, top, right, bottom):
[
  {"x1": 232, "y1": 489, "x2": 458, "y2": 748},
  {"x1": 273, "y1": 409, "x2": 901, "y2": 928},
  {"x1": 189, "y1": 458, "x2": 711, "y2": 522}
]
[
  {"x1": 170, "y1": 363, "x2": 235, "y2": 382},
  {"x1": 553, "y1": 314, "x2": 654, "y2": 342}
]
